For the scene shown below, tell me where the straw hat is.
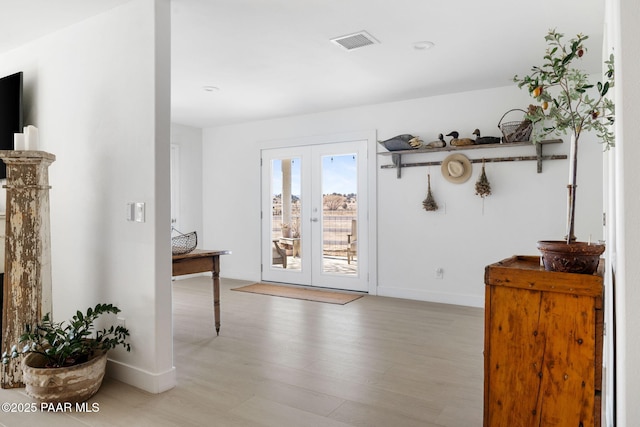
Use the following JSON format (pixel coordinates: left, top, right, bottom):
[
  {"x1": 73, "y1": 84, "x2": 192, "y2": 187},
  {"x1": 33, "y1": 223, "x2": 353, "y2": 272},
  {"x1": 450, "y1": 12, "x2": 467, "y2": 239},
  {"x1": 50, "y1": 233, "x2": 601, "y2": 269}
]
[{"x1": 441, "y1": 153, "x2": 472, "y2": 184}]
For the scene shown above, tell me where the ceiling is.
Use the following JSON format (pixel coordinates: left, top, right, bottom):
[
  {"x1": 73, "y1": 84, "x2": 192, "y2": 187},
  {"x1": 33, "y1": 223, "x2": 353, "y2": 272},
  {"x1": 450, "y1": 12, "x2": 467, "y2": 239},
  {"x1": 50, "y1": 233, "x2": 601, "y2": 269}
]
[{"x1": 1, "y1": 0, "x2": 606, "y2": 129}]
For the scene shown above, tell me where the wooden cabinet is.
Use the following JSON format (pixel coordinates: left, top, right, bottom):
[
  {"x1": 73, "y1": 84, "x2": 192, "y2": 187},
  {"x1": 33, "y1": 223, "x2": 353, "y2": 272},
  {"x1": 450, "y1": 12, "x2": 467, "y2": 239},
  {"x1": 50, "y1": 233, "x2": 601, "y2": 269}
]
[{"x1": 484, "y1": 255, "x2": 603, "y2": 427}]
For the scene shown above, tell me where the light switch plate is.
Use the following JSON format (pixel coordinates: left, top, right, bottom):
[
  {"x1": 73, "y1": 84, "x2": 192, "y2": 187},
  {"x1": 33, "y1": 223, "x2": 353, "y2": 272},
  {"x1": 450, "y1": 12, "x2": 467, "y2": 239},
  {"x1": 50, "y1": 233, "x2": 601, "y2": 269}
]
[{"x1": 134, "y1": 202, "x2": 145, "y2": 222}]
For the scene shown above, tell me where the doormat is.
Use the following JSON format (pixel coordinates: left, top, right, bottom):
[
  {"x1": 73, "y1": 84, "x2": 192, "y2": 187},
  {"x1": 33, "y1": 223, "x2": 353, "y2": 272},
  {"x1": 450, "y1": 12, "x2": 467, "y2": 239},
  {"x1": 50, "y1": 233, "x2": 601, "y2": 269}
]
[{"x1": 231, "y1": 283, "x2": 364, "y2": 305}]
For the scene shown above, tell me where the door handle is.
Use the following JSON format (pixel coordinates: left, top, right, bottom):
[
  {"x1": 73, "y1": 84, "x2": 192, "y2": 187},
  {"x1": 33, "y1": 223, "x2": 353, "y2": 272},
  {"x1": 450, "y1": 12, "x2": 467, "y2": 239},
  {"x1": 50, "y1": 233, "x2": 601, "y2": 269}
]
[{"x1": 311, "y1": 218, "x2": 319, "y2": 222}]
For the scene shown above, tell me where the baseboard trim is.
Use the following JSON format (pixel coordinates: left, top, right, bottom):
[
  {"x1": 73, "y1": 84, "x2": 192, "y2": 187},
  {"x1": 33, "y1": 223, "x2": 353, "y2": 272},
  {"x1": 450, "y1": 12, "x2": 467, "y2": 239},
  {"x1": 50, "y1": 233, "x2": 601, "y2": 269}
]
[
  {"x1": 106, "y1": 359, "x2": 176, "y2": 394},
  {"x1": 376, "y1": 286, "x2": 484, "y2": 308}
]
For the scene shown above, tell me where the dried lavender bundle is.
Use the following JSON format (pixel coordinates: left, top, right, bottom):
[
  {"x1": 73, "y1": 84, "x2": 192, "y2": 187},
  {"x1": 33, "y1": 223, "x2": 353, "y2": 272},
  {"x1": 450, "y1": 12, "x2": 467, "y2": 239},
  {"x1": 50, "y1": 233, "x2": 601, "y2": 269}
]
[
  {"x1": 423, "y1": 174, "x2": 438, "y2": 211},
  {"x1": 475, "y1": 160, "x2": 491, "y2": 198}
]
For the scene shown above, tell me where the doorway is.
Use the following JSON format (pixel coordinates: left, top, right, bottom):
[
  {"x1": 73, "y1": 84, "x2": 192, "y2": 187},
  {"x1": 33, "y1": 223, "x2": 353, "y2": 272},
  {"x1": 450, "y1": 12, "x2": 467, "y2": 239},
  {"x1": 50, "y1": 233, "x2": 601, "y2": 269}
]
[{"x1": 261, "y1": 140, "x2": 368, "y2": 292}]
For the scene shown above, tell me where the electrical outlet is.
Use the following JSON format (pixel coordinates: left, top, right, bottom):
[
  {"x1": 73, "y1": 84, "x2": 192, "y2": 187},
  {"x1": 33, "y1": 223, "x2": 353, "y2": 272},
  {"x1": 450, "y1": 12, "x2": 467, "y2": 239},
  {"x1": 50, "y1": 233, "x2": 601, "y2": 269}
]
[
  {"x1": 435, "y1": 268, "x2": 444, "y2": 279},
  {"x1": 117, "y1": 317, "x2": 126, "y2": 328}
]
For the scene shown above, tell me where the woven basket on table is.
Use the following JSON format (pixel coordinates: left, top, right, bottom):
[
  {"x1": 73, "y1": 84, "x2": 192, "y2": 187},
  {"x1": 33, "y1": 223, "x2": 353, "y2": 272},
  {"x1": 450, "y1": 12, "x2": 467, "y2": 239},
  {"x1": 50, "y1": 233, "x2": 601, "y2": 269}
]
[
  {"x1": 498, "y1": 109, "x2": 533, "y2": 143},
  {"x1": 171, "y1": 230, "x2": 197, "y2": 255}
]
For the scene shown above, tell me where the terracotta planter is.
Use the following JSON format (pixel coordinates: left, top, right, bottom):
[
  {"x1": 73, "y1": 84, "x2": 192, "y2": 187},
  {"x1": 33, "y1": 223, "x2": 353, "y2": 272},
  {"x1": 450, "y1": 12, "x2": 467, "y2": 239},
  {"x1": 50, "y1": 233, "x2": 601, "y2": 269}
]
[
  {"x1": 22, "y1": 350, "x2": 107, "y2": 403},
  {"x1": 537, "y1": 240, "x2": 605, "y2": 275}
]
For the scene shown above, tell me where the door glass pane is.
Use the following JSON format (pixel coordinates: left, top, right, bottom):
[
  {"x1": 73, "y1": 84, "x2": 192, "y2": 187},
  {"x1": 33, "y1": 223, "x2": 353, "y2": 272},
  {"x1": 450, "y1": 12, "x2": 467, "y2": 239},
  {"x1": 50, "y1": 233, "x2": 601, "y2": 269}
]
[
  {"x1": 321, "y1": 154, "x2": 357, "y2": 276},
  {"x1": 271, "y1": 157, "x2": 301, "y2": 271}
]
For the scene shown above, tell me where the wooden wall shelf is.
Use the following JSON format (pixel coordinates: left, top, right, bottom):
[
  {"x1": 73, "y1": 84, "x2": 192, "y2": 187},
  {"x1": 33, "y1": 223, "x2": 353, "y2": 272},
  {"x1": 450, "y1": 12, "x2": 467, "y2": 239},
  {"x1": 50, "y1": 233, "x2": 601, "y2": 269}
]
[{"x1": 379, "y1": 139, "x2": 565, "y2": 178}]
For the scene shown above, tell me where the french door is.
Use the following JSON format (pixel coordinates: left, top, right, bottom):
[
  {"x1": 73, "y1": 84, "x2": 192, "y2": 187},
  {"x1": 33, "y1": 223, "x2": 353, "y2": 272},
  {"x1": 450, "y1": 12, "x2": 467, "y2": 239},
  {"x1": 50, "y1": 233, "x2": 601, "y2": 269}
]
[{"x1": 261, "y1": 140, "x2": 368, "y2": 292}]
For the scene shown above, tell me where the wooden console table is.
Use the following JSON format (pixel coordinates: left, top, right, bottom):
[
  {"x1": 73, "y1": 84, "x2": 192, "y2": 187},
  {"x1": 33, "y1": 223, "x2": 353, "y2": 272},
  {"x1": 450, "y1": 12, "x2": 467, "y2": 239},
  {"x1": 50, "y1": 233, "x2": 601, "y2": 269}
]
[{"x1": 172, "y1": 249, "x2": 230, "y2": 335}]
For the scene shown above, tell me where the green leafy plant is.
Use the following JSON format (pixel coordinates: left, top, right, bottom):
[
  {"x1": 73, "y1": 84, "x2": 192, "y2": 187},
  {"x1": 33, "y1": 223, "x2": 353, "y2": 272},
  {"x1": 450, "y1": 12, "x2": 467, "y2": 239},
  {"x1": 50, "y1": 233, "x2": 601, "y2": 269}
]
[
  {"x1": 514, "y1": 29, "x2": 615, "y2": 242},
  {"x1": 514, "y1": 29, "x2": 615, "y2": 147},
  {"x1": 1, "y1": 303, "x2": 130, "y2": 368}
]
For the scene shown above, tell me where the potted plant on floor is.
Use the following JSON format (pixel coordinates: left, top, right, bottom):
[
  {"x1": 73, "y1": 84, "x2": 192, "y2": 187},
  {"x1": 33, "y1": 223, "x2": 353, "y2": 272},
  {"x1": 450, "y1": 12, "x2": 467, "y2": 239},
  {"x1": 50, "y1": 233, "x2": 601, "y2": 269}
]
[
  {"x1": 1, "y1": 303, "x2": 130, "y2": 403},
  {"x1": 514, "y1": 29, "x2": 615, "y2": 274}
]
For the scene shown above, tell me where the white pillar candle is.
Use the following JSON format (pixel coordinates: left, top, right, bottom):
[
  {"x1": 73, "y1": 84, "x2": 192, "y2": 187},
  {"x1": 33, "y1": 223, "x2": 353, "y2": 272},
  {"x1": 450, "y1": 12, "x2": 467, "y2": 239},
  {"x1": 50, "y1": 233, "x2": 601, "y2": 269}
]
[
  {"x1": 24, "y1": 125, "x2": 39, "y2": 150},
  {"x1": 13, "y1": 133, "x2": 25, "y2": 150}
]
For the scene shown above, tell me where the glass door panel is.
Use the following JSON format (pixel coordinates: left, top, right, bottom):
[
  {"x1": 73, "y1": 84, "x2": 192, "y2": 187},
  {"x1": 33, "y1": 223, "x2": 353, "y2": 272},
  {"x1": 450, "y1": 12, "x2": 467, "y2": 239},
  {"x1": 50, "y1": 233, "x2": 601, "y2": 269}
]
[
  {"x1": 321, "y1": 154, "x2": 358, "y2": 276},
  {"x1": 262, "y1": 147, "x2": 311, "y2": 285},
  {"x1": 270, "y1": 157, "x2": 302, "y2": 271}
]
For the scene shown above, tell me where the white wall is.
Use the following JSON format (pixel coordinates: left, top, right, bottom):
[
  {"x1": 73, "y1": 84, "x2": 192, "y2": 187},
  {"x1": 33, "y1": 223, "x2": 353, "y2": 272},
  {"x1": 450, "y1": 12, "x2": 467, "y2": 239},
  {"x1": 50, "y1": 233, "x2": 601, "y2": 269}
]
[
  {"x1": 0, "y1": 0, "x2": 174, "y2": 393},
  {"x1": 203, "y1": 84, "x2": 604, "y2": 307},
  {"x1": 170, "y1": 123, "x2": 203, "y2": 238},
  {"x1": 611, "y1": 0, "x2": 640, "y2": 424}
]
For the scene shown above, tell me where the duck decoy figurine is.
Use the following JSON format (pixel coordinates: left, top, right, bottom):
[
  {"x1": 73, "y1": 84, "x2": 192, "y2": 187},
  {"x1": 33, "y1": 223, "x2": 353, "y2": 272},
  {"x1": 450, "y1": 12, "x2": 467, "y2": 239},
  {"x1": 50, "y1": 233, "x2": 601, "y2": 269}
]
[
  {"x1": 379, "y1": 134, "x2": 422, "y2": 151},
  {"x1": 472, "y1": 129, "x2": 501, "y2": 145},
  {"x1": 446, "y1": 131, "x2": 475, "y2": 146},
  {"x1": 425, "y1": 133, "x2": 446, "y2": 148}
]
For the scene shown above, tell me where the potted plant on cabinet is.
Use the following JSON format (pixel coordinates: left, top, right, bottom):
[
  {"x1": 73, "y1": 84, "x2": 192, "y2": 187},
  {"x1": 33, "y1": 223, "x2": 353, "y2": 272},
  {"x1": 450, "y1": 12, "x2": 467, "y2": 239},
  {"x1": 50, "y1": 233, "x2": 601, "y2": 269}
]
[
  {"x1": 514, "y1": 29, "x2": 615, "y2": 274},
  {"x1": 1, "y1": 303, "x2": 130, "y2": 403}
]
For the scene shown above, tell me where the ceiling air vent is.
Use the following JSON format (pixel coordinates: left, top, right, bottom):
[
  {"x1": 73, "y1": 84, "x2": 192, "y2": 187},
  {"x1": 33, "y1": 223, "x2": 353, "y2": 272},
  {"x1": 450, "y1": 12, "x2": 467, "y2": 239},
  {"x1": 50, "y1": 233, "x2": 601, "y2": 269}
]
[{"x1": 330, "y1": 31, "x2": 379, "y2": 51}]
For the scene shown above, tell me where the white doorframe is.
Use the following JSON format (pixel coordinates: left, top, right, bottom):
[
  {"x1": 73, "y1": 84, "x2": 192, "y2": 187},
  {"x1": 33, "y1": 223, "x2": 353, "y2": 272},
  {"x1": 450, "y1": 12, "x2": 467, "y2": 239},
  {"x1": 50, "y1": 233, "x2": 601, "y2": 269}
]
[
  {"x1": 258, "y1": 131, "x2": 378, "y2": 295},
  {"x1": 170, "y1": 143, "x2": 180, "y2": 231}
]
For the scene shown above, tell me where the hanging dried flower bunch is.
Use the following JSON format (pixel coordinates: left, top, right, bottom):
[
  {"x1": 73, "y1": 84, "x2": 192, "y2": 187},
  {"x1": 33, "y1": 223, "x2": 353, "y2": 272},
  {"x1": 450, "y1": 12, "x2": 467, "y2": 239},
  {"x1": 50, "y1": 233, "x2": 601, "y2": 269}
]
[
  {"x1": 422, "y1": 174, "x2": 438, "y2": 211},
  {"x1": 475, "y1": 159, "x2": 492, "y2": 198}
]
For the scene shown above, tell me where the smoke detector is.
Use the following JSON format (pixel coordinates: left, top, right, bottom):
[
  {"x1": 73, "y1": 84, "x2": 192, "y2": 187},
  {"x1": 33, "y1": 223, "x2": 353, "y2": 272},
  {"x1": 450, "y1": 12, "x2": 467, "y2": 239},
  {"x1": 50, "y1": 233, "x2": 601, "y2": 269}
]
[{"x1": 330, "y1": 31, "x2": 380, "y2": 51}]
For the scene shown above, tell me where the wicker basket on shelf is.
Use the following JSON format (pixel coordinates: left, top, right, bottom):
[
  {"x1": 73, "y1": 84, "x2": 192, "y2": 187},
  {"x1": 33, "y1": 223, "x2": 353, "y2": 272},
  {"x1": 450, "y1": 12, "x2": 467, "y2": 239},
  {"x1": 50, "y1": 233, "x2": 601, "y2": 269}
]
[
  {"x1": 171, "y1": 229, "x2": 197, "y2": 255},
  {"x1": 498, "y1": 109, "x2": 533, "y2": 143}
]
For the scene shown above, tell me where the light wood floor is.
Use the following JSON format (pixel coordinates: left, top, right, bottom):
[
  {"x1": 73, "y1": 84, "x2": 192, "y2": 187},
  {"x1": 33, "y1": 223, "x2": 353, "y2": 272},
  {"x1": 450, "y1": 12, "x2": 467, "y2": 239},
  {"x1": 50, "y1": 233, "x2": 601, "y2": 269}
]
[{"x1": 0, "y1": 277, "x2": 484, "y2": 426}]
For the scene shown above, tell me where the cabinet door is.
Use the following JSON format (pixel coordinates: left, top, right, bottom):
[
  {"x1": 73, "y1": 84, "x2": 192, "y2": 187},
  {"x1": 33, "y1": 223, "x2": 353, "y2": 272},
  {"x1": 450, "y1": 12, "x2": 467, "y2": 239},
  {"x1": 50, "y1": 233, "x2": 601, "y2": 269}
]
[{"x1": 485, "y1": 286, "x2": 596, "y2": 426}]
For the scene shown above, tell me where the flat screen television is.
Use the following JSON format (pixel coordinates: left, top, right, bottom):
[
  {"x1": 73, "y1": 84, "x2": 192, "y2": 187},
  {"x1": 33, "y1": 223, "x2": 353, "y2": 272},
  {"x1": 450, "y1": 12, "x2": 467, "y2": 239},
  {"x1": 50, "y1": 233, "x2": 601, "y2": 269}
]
[{"x1": 0, "y1": 71, "x2": 23, "y2": 179}]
